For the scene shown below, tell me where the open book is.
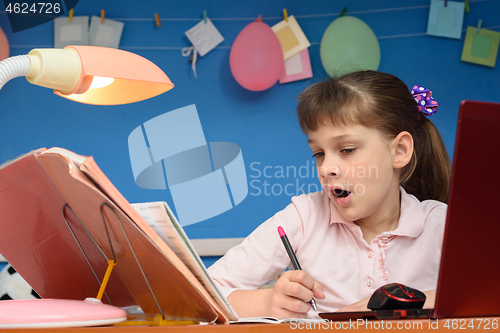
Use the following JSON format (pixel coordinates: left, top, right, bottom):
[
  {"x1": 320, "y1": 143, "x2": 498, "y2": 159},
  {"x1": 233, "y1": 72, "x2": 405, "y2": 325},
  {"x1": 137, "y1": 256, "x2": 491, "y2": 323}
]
[{"x1": 0, "y1": 147, "x2": 237, "y2": 324}]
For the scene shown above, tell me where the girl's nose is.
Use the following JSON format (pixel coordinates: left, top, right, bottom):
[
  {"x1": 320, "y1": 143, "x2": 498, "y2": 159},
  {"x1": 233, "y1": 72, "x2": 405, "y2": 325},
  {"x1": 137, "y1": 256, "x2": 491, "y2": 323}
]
[{"x1": 318, "y1": 157, "x2": 340, "y2": 178}]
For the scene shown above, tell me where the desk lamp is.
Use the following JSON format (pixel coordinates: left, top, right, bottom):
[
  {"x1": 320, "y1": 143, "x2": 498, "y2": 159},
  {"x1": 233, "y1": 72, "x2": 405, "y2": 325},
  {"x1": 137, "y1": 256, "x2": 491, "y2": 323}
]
[
  {"x1": 0, "y1": 45, "x2": 174, "y2": 328},
  {"x1": 0, "y1": 45, "x2": 174, "y2": 105}
]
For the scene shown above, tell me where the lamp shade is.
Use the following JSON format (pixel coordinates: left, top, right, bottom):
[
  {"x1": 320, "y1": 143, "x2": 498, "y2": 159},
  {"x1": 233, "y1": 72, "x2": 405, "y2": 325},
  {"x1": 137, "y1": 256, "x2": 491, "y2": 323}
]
[{"x1": 27, "y1": 46, "x2": 173, "y2": 105}]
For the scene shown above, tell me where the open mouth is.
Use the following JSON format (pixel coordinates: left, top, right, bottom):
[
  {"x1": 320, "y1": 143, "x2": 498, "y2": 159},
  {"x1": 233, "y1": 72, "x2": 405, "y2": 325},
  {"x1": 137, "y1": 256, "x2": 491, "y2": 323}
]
[{"x1": 333, "y1": 189, "x2": 351, "y2": 198}]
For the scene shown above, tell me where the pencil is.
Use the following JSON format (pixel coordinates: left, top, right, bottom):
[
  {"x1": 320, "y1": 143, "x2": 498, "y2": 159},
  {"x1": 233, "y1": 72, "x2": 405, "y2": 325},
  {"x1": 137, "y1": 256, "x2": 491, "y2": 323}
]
[{"x1": 277, "y1": 226, "x2": 318, "y2": 312}]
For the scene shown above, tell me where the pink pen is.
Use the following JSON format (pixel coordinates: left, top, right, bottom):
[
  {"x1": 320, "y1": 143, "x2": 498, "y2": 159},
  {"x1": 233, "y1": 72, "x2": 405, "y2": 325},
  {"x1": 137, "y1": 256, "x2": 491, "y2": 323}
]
[{"x1": 278, "y1": 226, "x2": 318, "y2": 312}]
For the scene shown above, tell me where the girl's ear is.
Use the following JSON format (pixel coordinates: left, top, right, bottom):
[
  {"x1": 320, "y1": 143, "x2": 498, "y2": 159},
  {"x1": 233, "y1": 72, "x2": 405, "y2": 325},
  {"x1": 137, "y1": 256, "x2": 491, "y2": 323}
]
[{"x1": 392, "y1": 131, "x2": 414, "y2": 169}]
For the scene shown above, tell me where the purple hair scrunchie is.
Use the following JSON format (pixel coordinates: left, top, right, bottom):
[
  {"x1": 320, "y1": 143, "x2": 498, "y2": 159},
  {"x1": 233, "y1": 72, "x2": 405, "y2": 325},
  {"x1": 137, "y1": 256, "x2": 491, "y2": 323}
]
[{"x1": 411, "y1": 85, "x2": 439, "y2": 117}]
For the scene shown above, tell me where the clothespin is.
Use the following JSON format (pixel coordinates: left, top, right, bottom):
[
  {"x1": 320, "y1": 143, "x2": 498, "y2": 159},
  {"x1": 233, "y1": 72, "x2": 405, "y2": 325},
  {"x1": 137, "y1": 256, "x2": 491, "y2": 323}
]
[
  {"x1": 477, "y1": 19, "x2": 482, "y2": 33},
  {"x1": 444, "y1": 0, "x2": 448, "y2": 7},
  {"x1": 203, "y1": 10, "x2": 207, "y2": 24},
  {"x1": 465, "y1": 0, "x2": 470, "y2": 13},
  {"x1": 68, "y1": 9, "x2": 74, "y2": 22},
  {"x1": 340, "y1": 7, "x2": 347, "y2": 17},
  {"x1": 100, "y1": 9, "x2": 105, "y2": 23},
  {"x1": 154, "y1": 13, "x2": 161, "y2": 27},
  {"x1": 256, "y1": 14, "x2": 262, "y2": 22},
  {"x1": 283, "y1": 9, "x2": 288, "y2": 22}
]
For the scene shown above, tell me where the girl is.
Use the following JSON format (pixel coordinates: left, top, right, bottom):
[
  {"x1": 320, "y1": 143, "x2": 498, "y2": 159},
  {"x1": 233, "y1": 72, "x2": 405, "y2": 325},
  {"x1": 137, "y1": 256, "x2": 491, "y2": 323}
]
[{"x1": 207, "y1": 71, "x2": 451, "y2": 319}]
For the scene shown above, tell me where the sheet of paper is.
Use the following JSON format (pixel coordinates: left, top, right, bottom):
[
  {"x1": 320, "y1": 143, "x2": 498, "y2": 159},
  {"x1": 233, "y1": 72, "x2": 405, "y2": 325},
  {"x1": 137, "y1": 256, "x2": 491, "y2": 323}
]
[
  {"x1": 461, "y1": 26, "x2": 500, "y2": 67},
  {"x1": 471, "y1": 34, "x2": 491, "y2": 58},
  {"x1": 88, "y1": 16, "x2": 124, "y2": 48},
  {"x1": 284, "y1": 52, "x2": 303, "y2": 76},
  {"x1": 61, "y1": 24, "x2": 82, "y2": 42},
  {"x1": 131, "y1": 201, "x2": 238, "y2": 321},
  {"x1": 279, "y1": 48, "x2": 313, "y2": 84},
  {"x1": 94, "y1": 24, "x2": 113, "y2": 46},
  {"x1": 271, "y1": 15, "x2": 310, "y2": 60},
  {"x1": 185, "y1": 18, "x2": 224, "y2": 57},
  {"x1": 54, "y1": 16, "x2": 89, "y2": 48},
  {"x1": 427, "y1": 0, "x2": 465, "y2": 39}
]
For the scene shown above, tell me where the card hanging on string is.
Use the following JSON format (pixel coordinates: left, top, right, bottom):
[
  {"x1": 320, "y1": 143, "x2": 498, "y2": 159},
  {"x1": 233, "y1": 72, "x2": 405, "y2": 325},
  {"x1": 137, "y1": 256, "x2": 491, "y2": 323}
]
[
  {"x1": 271, "y1": 15, "x2": 310, "y2": 61},
  {"x1": 461, "y1": 22, "x2": 500, "y2": 68},
  {"x1": 54, "y1": 16, "x2": 89, "y2": 48},
  {"x1": 185, "y1": 17, "x2": 224, "y2": 57},
  {"x1": 88, "y1": 16, "x2": 124, "y2": 48},
  {"x1": 279, "y1": 48, "x2": 313, "y2": 84},
  {"x1": 427, "y1": 0, "x2": 465, "y2": 39},
  {"x1": 183, "y1": 16, "x2": 224, "y2": 78}
]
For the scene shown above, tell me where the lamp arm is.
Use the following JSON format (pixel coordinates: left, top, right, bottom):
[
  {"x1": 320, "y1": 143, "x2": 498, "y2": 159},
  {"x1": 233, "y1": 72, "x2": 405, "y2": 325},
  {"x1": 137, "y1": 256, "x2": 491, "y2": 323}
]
[
  {"x1": 0, "y1": 55, "x2": 31, "y2": 91},
  {"x1": 0, "y1": 49, "x2": 82, "y2": 94}
]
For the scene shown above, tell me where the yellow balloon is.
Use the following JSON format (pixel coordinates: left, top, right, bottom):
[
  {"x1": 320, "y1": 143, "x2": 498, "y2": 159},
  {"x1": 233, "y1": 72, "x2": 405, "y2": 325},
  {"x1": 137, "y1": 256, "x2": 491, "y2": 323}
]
[{"x1": 320, "y1": 16, "x2": 380, "y2": 77}]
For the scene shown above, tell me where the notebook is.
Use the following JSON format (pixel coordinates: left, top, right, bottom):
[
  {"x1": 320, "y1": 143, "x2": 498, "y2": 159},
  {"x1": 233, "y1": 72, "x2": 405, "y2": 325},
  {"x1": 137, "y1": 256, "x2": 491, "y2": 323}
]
[{"x1": 320, "y1": 100, "x2": 500, "y2": 321}]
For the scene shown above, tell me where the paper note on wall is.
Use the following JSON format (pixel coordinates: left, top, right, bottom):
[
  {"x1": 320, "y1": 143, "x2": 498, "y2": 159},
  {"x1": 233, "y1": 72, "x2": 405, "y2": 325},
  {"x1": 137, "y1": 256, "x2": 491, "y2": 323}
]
[
  {"x1": 461, "y1": 26, "x2": 500, "y2": 67},
  {"x1": 279, "y1": 48, "x2": 313, "y2": 84},
  {"x1": 427, "y1": 0, "x2": 465, "y2": 39},
  {"x1": 89, "y1": 16, "x2": 124, "y2": 48},
  {"x1": 54, "y1": 16, "x2": 89, "y2": 48},
  {"x1": 185, "y1": 18, "x2": 224, "y2": 57},
  {"x1": 271, "y1": 15, "x2": 310, "y2": 60}
]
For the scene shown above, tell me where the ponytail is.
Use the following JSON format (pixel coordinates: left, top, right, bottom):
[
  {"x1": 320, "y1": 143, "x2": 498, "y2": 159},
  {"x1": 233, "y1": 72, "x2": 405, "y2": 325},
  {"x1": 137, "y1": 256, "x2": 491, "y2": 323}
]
[{"x1": 401, "y1": 118, "x2": 451, "y2": 202}]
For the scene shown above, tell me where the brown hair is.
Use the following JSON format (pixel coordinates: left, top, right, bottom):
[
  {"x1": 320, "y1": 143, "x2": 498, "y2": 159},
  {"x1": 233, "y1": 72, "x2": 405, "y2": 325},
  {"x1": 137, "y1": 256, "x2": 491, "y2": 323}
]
[{"x1": 296, "y1": 70, "x2": 451, "y2": 203}]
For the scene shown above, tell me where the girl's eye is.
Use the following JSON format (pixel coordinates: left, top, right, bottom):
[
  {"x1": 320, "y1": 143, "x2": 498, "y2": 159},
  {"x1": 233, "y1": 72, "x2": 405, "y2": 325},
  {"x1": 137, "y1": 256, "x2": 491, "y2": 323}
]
[
  {"x1": 312, "y1": 152, "x2": 324, "y2": 158},
  {"x1": 341, "y1": 148, "x2": 356, "y2": 154}
]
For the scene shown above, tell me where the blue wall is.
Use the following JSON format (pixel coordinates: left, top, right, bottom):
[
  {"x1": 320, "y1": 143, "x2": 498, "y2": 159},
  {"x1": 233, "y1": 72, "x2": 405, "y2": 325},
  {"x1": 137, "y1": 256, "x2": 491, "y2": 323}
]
[{"x1": 0, "y1": 0, "x2": 499, "y2": 269}]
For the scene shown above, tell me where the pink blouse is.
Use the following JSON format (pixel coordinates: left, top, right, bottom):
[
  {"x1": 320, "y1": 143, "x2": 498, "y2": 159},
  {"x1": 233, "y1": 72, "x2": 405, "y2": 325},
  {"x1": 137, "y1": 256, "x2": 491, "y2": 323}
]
[{"x1": 207, "y1": 188, "x2": 447, "y2": 317}]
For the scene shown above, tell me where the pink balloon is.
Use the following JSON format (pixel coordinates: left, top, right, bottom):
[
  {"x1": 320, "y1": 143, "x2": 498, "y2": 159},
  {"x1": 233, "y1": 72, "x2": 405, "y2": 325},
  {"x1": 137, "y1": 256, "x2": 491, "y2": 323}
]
[
  {"x1": 0, "y1": 27, "x2": 9, "y2": 61},
  {"x1": 230, "y1": 21, "x2": 284, "y2": 91}
]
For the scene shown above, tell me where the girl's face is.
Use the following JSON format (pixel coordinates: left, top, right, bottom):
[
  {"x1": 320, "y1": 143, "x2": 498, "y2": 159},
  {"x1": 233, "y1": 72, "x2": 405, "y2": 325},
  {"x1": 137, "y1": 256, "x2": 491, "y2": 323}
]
[{"x1": 308, "y1": 120, "x2": 401, "y2": 224}]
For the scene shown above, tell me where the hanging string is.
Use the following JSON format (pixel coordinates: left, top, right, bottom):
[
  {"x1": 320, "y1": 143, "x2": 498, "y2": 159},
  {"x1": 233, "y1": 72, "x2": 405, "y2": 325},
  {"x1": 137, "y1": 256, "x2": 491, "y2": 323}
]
[
  {"x1": 0, "y1": 0, "x2": 492, "y2": 22},
  {"x1": 96, "y1": 0, "x2": 491, "y2": 22},
  {"x1": 6, "y1": 0, "x2": 498, "y2": 50},
  {"x1": 181, "y1": 46, "x2": 198, "y2": 78}
]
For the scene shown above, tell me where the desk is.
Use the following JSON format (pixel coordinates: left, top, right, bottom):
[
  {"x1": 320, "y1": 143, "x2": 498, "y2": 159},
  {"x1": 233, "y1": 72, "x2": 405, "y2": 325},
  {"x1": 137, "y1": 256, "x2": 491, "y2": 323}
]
[{"x1": 2, "y1": 317, "x2": 499, "y2": 333}]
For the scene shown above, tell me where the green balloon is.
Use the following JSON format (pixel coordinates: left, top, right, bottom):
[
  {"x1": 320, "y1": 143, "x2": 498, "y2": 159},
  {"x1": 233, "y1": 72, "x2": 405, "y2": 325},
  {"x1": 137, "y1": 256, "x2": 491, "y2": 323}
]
[{"x1": 320, "y1": 16, "x2": 381, "y2": 77}]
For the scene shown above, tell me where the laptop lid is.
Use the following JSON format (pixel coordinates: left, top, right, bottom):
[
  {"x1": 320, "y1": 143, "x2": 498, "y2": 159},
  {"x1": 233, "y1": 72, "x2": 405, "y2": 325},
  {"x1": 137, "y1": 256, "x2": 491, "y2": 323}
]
[{"x1": 433, "y1": 100, "x2": 500, "y2": 318}]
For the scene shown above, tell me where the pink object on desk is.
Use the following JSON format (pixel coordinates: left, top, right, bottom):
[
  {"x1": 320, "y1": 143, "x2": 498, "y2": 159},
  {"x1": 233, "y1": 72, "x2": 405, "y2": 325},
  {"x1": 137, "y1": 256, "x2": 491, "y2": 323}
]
[{"x1": 0, "y1": 298, "x2": 127, "y2": 328}]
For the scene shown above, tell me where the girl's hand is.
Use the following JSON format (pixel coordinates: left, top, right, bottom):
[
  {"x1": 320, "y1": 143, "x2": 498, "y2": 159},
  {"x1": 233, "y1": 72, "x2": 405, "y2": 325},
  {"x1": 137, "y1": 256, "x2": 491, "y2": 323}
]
[
  {"x1": 423, "y1": 290, "x2": 436, "y2": 309},
  {"x1": 270, "y1": 270, "x2": 325, "y2": 319}
]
